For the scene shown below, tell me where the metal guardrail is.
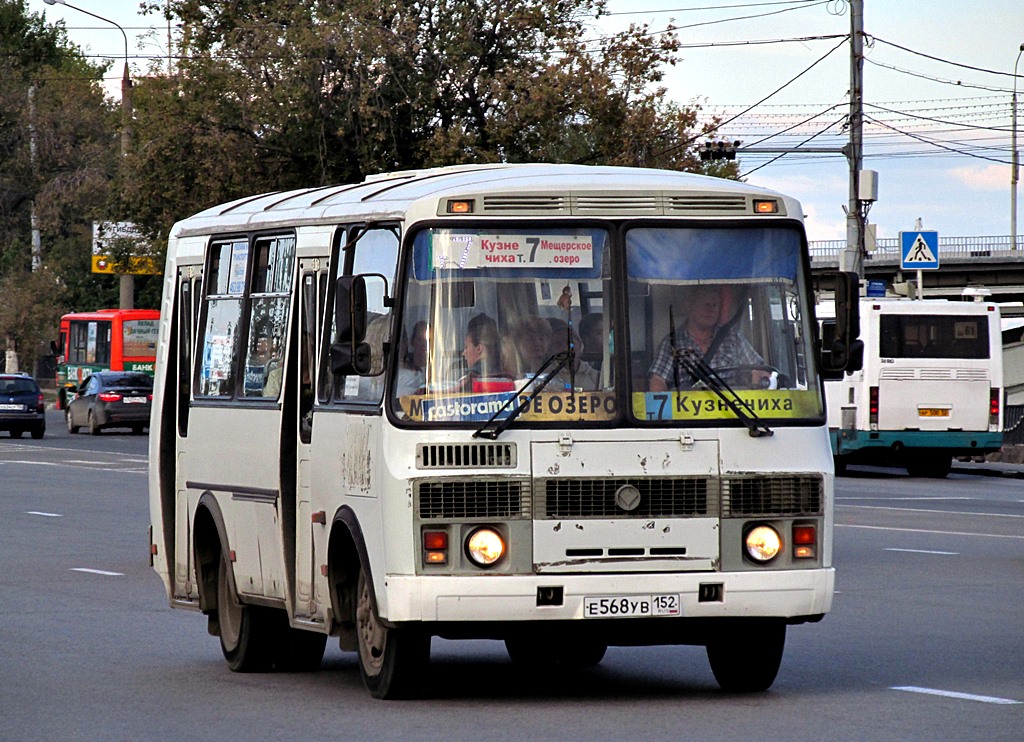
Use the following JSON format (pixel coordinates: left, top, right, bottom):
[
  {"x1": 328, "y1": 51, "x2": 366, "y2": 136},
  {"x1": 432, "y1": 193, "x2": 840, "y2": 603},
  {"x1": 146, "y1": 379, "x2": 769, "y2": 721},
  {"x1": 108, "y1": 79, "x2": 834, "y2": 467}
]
[
  {"x1": 1003, "y1": 405, "x2": 1024, "y2": 445},
  {"x1": 808, "y1": 235, "x2": 1024, "y2": 267}
]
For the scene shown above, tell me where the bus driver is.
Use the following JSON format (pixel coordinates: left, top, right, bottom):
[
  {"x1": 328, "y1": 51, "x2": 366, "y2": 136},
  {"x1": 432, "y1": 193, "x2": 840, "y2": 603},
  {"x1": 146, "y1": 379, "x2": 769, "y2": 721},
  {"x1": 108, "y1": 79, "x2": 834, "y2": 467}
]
[{"x1": 648, "y1": 284, "x2": 767, "y2": 391}]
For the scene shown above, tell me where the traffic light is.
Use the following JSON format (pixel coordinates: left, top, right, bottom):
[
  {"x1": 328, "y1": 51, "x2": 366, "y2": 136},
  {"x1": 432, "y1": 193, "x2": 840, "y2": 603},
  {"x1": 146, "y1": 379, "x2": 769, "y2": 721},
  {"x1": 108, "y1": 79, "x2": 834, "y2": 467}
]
[{"x1": 699, "y1": 140, "x2": 742, "y2": 161}]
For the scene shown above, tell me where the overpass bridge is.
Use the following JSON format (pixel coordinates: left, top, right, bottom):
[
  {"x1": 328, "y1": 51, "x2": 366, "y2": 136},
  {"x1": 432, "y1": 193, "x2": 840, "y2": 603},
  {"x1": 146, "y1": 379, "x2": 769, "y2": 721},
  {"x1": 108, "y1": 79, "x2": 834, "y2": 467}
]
[
  {"x1": 808, "y1": 234, "x2": 1024, "y2": 405},
  {"x1": 808, "y1": 235, "x2": 1024, "y2": 301}
]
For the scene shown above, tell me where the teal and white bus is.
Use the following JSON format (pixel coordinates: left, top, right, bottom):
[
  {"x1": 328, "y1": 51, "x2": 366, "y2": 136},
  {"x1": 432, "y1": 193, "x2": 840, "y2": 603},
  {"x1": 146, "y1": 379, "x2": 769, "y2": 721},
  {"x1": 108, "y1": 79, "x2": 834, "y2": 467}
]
[
  {"x1": 148, "y1": 164, "x2": 861, "y2": 698},
  {"x1": 824, "y1": 297, "x2": 1003, "y2": 477}
]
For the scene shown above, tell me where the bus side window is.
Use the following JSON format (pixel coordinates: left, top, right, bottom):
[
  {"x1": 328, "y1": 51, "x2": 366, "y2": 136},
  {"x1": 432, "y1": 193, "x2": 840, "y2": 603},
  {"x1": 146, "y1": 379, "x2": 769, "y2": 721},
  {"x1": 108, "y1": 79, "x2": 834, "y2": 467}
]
[
  {"x1": 244, "y1": 235, "x2": 296, "y2": 399},
  {"x1": 177, "y1": 275, "x2": 193, "y2": 436},
  {"x1": 197, "y1": 239, "x2": 248, "y2": 398},
  {"x1": 322, "y1": 226, "x2": 399, "y2": 404}
]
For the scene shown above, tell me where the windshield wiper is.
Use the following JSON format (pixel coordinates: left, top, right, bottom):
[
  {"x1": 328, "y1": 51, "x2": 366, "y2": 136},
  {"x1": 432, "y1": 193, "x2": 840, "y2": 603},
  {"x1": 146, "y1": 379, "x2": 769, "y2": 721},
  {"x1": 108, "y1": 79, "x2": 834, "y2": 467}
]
[
  {"x1": 473, "y1": 349, "x2": 573, "y2": 440},
  {"x1": 670, "y1": 347, "x2": 773, "y2": 438}
]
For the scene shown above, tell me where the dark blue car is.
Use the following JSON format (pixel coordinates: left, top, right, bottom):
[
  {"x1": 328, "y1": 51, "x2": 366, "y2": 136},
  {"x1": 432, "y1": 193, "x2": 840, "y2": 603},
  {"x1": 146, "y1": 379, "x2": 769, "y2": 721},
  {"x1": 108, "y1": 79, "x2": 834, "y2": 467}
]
[{"x1": 0, "y1": 373, "x2": 46, "y2": 439}]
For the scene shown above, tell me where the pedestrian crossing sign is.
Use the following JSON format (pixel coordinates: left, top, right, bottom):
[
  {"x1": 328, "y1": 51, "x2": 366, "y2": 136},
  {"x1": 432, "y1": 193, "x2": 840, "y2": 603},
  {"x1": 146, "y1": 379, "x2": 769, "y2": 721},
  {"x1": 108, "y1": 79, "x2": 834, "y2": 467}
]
[{"x1": 900, "y1": 230, "x2": 939, "y2": 270}]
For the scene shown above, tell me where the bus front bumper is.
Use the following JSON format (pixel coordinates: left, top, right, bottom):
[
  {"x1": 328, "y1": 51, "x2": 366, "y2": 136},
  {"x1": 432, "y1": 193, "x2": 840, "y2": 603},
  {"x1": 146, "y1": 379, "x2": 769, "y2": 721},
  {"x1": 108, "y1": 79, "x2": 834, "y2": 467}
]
[{"x1": 380, "y1": 568, "x2": 834, "y2": 624}]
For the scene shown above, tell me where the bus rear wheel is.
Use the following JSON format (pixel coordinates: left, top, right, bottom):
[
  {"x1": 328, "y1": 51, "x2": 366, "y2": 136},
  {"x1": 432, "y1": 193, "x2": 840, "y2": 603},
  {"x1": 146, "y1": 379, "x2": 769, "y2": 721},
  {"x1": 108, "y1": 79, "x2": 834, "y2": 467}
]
[
  {"x1": 355, "y1": 568, "x2": 429, "y2": 699},
  {"x1": 217, "y1": 557, "x2": 274, "y2": 672},
  {"x1": 706, "y1": 619, "x2": 786, "y2": 693}
]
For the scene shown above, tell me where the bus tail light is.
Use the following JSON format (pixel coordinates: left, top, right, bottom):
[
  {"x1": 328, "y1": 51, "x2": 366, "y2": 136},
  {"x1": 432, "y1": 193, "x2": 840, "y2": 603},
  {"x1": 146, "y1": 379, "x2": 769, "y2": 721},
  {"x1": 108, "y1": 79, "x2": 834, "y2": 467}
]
[
  {"x1": 792, "y1": 524, "x2": 816, "y2": 559},
  {"x1": 99, "y1": 392, "x2": 122, "y2": 402},
  {"x1": 990, "y1": 388, "x2": 1000, "y2": 426},
  {"x1": 869, "y1": 386, "x2": 879, "y2": 428},
  {"x1": 423, "y1": 530, "x2": 448, "y2": 565}
]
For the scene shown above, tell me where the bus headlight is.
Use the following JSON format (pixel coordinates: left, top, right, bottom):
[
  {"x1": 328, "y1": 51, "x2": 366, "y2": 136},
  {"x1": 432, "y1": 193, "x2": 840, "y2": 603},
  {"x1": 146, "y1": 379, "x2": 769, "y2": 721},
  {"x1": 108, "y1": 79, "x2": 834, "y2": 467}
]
[
  {"x1": 465, "y1": 527, "x2": 505, "y2": 567},
  {"x1": 745, "y1": 525, "x2": 782, "y2": 563}
]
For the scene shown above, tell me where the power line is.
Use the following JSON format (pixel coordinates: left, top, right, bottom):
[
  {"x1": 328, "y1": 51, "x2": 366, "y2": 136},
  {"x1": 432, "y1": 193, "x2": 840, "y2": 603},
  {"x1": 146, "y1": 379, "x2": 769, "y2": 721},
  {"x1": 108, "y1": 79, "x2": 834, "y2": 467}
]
[
  {"x1": 870, "y1": 35, "x2": 1024, "y2": 80},
  {"x1": 864, "y1": 57, "x2": 1014, "y2": 94},
  {"x1": 863, "y1": 115, "x2": 1011, "y2": 165}
]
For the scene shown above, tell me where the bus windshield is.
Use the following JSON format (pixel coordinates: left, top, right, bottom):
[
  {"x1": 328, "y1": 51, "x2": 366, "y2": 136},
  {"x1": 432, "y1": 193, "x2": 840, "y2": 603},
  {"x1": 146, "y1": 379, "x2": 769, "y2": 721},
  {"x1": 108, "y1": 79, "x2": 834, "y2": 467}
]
[
  {"x1": 626, "y1": 225, "x2": 821, "y2": 423},
  {"x1": 393, "y1": 226, "x2": 614, "y2": 424},
  {"x1": 392, "y1": 223, "x2": 822, "y2": 426}
]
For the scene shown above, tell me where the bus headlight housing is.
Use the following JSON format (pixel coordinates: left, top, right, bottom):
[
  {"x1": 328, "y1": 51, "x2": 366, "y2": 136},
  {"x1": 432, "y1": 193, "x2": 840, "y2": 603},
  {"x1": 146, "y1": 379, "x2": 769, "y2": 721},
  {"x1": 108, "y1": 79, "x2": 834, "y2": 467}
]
[
  {"x1": 745, "y1": 525, "x2": 782, "y2": 563},
  {"x1": 465, "y1": 527, "x2": 506, "y2": 567}
]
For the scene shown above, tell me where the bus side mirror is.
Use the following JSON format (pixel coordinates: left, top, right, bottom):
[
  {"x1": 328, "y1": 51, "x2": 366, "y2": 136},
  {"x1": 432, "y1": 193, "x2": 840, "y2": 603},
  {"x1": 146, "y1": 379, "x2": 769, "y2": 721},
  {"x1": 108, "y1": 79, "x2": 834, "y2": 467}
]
[
  {"x1": 819, "y1": 271, "x2": 864, "y2": 377},
  {"x1": 50, "y1": 340, "x2": 59, "y2": 355},
  {"x1": 330, "y1": 275, "x2": 371, "y2": 375}
]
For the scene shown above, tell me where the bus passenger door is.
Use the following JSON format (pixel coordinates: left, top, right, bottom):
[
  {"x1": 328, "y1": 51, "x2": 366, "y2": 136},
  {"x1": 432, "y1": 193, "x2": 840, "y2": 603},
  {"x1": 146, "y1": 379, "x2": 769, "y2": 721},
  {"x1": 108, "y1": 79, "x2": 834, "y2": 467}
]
[{"x1": 295, "y1": 264, "x2": 327, "y2": 622}]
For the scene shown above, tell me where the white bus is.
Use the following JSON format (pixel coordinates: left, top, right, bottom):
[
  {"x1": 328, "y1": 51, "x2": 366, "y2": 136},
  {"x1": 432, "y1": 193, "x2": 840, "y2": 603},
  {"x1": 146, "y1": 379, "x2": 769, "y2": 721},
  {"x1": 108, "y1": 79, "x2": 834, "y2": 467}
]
[
  {"x1": 148, "y1": 164, "x2": 861, "y2": 698},
  {"x1": 824, "y1": 297, "x2": 1003, "y2": 477}
]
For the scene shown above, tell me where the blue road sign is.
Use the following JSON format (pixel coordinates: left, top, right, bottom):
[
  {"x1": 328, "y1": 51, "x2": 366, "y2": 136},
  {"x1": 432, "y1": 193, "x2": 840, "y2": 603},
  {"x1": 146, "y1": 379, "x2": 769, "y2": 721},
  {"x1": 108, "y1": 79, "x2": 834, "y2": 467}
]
[{"x1": 900, "y1": 230, "x2": 939, "y2": 270}]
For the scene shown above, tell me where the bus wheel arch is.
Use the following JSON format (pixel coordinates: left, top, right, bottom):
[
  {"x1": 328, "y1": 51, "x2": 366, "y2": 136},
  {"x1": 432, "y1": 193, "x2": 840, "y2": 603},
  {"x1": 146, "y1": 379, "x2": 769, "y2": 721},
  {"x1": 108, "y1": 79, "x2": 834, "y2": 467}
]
[{"x1": 328, "y1": 507, "x2": 429, "y2": 699}]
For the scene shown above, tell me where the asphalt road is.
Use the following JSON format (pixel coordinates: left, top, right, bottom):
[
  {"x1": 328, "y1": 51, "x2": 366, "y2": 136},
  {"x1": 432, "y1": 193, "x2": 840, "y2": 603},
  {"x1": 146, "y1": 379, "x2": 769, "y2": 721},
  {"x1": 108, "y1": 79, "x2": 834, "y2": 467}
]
[{"x1": 1, "y1": 410, "x2": 1021, "y2": 740}]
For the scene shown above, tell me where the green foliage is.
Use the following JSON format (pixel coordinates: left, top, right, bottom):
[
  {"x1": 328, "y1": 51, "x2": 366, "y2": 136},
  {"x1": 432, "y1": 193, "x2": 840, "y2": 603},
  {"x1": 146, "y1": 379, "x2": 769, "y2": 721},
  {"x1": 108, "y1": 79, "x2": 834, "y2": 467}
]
[
  {"x1": 0, "y1": 0, "x2": 126, "y2": 358},
  {"x1": 127, "y1": 0, "x2": 738, "y2": 239}
]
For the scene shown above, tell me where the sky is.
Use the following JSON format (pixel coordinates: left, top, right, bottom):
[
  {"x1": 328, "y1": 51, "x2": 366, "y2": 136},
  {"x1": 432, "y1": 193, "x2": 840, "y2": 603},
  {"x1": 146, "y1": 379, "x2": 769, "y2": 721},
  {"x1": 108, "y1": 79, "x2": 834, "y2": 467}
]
[{"x1": 33, "y1": 0, "x2": 1024, "y2": 244}]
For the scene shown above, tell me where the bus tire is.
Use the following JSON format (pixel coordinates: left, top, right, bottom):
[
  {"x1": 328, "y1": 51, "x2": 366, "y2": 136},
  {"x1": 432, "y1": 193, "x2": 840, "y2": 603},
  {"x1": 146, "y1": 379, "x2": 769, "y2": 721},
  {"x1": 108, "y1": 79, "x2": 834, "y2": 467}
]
[
  {"x1": 505, "y1": 635, "x2": 607, "y2": 669},
  {"x1": 217, "y1": 557, "x2": 274, "y2": 672},
  {"x1": 832, "y1": 455, "x2": 847, "y2": 476},
  {"x1": 66, "y1": 410, "x2": 79, "y2": 435},
  {"x1": 706, "y1": 619, "x2": 785, "y2": 693},
  {"x1": 355, "y1": 568, "x2": 429, "y2": 699}
]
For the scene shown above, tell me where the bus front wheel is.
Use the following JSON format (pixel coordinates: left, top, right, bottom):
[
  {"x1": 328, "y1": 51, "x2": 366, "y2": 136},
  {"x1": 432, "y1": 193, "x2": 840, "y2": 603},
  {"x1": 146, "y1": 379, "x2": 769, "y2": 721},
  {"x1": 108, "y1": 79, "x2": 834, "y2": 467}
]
[
  {"x1": 355, "y1": 568, "x2": 429, "y2": 699},
  {"x1": 706, "y1": 619, "x2": 786, "y2": 693}
]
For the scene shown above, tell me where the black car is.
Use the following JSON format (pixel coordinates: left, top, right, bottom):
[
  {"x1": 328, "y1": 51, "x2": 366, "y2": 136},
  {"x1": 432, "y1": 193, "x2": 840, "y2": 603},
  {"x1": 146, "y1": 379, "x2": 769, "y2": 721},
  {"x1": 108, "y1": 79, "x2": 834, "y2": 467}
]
[
  {"x1": 0, "y1": 373, "x2": 46, "y2": 439},
  {"x1": 66, "y1": 371, "x2": 153, "y2": 435}
]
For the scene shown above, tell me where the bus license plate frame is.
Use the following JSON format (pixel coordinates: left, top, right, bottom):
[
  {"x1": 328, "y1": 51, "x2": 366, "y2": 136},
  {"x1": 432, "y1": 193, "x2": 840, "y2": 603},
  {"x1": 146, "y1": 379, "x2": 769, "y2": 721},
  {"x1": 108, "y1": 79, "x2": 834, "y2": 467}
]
[
  {"x1": 918, "y1": 408, "x2": 950, "y2": 417},
  {"x1": 583, "y1": 594, "x2": 681, "y2": 618}
]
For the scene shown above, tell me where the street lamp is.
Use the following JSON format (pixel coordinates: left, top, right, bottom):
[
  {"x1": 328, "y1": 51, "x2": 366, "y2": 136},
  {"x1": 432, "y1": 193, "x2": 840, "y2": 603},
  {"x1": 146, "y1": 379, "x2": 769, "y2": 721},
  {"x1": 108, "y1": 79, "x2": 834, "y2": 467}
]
[
  {"x1": 43, "y1": 0, "x2": 135, "y2": 308},
  {"x1": 1013, "y1": 42, "x2": 1024, "y2": 251}
]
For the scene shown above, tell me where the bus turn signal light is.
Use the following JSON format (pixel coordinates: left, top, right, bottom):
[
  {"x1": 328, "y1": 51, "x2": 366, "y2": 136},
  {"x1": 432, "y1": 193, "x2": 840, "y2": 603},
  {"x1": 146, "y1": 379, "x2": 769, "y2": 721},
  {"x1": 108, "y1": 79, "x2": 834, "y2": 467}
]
[
  {"x1": 753, "y1": 199, "x2": 778, "y2": 214},
  {"x1": 423, "y1": 530, "x2": 449, "y2": 565},
  {"x1": 792, "y1": 524, "x2": 816, "y2": 559}
]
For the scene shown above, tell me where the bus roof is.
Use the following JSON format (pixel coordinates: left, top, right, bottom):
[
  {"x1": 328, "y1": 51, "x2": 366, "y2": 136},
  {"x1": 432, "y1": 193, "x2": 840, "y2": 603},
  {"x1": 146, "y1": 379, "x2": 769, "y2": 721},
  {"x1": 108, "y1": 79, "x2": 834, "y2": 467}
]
[
  {"x1": 171, "y1": 163, "x2": 803, "y2": 239},
  {"x1": 61, "y1": 309, "x2": 160, "y2": 321}
]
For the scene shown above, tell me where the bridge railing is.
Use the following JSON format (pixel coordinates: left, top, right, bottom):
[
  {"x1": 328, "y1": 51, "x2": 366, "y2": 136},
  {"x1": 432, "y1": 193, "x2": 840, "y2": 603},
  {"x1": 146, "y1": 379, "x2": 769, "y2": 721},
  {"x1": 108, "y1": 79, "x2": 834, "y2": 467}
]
[{"x1": 808, "y1": 235, "x2": 1024, "y2": 267}]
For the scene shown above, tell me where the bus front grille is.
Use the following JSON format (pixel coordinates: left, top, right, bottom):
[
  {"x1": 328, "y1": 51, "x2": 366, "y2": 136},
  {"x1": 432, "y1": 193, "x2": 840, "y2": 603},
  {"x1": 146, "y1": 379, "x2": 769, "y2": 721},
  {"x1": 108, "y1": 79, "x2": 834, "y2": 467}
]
[
  {"x1": 417, "y1": 479, "x2": 530, "y2": 519},
  {"x1": 721, "y1": 474, "x2": 823, "y2": 516},
  {"x1": 538, "y1": 477, "x2": 716, "y2": 518},
  {"x1": 416, "y1": 442, "x2": 516, "y2": 469}
]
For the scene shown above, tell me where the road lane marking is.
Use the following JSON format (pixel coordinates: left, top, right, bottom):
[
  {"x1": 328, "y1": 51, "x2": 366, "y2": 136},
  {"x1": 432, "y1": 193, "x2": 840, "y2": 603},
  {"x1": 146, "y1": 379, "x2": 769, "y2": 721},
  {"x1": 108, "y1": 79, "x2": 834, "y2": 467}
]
[
  {"x1": 884, "y1": 547, "x2": 958, "y2": 555},
  {"x1": 838, "y1": 496, "x2": 973, "y2": 501},
  {"x1": 892, "y1": 686, "x2": 1021, "y2": 705},
  {"x1": 838, "y1": 504, "x2": 1024, "y2": 519},
  {"x1": 837, "y1": 524, "x2": 1024, "y2": 540},
  {"x1": 26, "y1": 511, "x2": 62, "y2": 517},
  {"x1": 71, "y1": 568, "x2": 124, "y2": 576}
]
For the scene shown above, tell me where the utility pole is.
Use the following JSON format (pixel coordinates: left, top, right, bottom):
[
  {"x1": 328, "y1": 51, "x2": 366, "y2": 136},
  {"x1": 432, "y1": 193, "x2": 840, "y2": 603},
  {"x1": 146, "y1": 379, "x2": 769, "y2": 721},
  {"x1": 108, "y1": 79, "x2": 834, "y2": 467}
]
[
  {"x1": 842, "y1": 0, "x2": 865, "y2": 278},
  {"x1": 28, "y1": 86, "x2": 41, "y2": 273}
]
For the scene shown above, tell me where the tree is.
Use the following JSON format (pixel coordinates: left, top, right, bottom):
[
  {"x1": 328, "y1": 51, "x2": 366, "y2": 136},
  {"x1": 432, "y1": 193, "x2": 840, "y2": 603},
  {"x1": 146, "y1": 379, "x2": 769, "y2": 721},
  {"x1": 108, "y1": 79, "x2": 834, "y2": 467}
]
[
  {"x1": 0, "y1": 0, "x2": 124, "y2": 371},
  {"x1": 127, "y1": 0, "x2": 736, "y2": 239}
]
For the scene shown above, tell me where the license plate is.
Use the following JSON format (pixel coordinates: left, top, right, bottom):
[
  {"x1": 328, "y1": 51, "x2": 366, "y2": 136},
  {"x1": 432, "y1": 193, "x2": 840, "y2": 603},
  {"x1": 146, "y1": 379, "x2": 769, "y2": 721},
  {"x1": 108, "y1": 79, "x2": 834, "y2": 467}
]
[
  {"x1": 0, "y1": 403, "x2": 23, "y2": 410},
  {"x1": 583, "y1": 594, "x2": 681, "y2": 618},
  {"x1": 123, "y1": 397, "x2": 146, "y2": 404},
  {"x1": 918, "y1": 408, "x2": 949, "y2": 417}
]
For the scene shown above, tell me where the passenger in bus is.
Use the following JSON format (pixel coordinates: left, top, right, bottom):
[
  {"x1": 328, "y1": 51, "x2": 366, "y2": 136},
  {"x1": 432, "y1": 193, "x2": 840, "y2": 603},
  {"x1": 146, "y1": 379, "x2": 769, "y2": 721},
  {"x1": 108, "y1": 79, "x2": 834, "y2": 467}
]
[
  {"x1": 396, "y1": 320, "x2": 428, "y2": 397},
  {"x1": 460, "y1": 313, "x2": 511, "y2": 392},
  {"x1": 648, "y1": 284, "x2": 767, "y2": 391},
  {"x1": 504, "y1": 315, "x2": 551, "y2": 378},
  {"x1": 579, "y1": 313, "x2": 606, "y2": 372},
  {"x1": 546, "y1": 318, "x2": 600, "y2": 391},
  {"x1": 362, "y1": 314, "x2": 392, "y2": 399}
]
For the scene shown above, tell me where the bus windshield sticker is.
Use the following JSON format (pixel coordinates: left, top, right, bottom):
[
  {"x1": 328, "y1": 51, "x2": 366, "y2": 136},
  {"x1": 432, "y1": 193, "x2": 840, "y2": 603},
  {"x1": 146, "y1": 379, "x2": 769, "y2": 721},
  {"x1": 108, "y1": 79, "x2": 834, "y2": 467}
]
[
  {"x1": 400, "y1": 390, "x2": 616, "y2": 422},
  {"x1": 632, "y1": 390, "x2": 821, "y2": 421},
  {"x1": 431, "y1": 233, "x2": 594, "y2": 270}
]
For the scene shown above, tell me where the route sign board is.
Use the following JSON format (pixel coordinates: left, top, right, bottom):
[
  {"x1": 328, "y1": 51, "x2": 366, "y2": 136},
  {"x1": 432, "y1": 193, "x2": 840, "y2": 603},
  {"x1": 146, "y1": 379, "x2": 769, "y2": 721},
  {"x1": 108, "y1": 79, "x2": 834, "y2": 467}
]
[{"x1": 899, "y1": 230, "x2": 939, "y2": 270}]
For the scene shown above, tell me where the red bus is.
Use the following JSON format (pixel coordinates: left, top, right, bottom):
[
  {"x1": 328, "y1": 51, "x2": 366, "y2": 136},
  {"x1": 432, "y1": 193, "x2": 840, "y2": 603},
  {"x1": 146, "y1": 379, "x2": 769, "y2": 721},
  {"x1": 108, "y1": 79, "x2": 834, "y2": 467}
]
[{"x1": 54, "y1": 309, "x2": 160, "y2": 409}]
